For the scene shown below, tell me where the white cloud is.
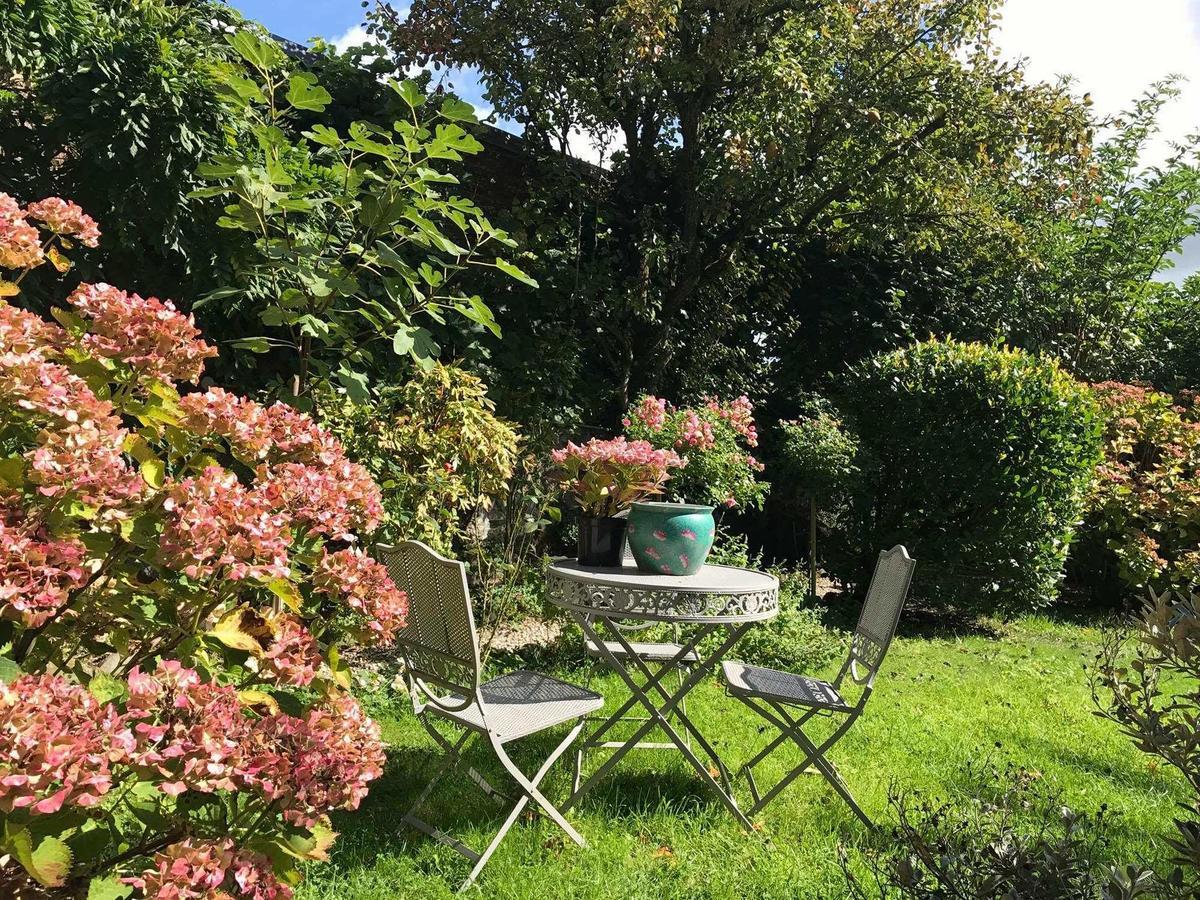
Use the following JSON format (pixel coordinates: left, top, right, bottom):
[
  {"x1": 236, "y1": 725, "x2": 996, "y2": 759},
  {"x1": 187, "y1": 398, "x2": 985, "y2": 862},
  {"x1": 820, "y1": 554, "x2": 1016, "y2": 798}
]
[
  {"x1": 332, "y1": 24, "x2": 372, "y2": 54},
  {"x1": 996, "y1": 0, "x2": 1199, "y2": 162},
  {"x1": 996, "y1": 0, "x2": 1200, "y2": 278}
]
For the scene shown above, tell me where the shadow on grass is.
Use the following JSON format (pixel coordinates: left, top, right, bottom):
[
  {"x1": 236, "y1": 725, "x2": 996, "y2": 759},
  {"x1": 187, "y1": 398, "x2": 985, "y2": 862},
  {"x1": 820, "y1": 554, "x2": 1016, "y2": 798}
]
[{"x1": 324, "y1": 731, "x2": 731, "y2": 874}]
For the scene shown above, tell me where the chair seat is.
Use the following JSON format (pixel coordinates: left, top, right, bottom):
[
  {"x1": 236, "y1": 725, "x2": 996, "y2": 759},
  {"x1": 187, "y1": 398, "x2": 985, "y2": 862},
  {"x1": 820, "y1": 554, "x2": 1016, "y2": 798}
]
[
  {"x1": 431, "y1": 670, "x2": 604, "y2": 743},
  {"x1": 584, "y1": 638, "x2": 699, "y2": 663},
  {"x1": 722, "y1": 661, "x2": 850, "y2": 712}
]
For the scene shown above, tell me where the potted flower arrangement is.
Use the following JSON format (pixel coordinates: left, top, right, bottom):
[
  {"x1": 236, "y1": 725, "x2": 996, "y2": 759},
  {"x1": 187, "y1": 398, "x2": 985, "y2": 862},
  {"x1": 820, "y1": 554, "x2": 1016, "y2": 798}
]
[
  {"x1": 551, "y1": 436, "x2": 684, "y2": 566},
  {"x1": 622, "y1": 395, "x2": 768, "y2": 574}
]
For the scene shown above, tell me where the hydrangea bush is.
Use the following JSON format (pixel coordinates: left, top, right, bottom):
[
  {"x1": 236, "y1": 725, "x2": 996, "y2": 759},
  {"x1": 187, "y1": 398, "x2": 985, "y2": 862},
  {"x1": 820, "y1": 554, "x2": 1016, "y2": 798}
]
[
  {"x1": 623, "y1": 395, "x2": 768, "y2": 510},
  {"x1": 0, "y1": 194, "x2": 404, "y2": 896}
]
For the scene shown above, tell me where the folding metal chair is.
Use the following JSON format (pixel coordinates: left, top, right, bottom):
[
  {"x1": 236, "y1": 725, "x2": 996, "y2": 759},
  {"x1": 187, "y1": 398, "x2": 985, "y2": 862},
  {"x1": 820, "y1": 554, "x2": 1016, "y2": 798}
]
[
  {"x1": 722, "y1": 545, "x2": 915, "y2": 827},
  {"x1": 377, "y1": 540, "x2": 604, "y2": 891}
]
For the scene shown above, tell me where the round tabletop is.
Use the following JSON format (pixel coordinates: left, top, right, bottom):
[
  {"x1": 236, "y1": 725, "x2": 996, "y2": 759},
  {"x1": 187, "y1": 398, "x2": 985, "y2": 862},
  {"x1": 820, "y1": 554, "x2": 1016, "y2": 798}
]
[{"x1": 546, "y1": 560, "x2": 780, "y2": 623}]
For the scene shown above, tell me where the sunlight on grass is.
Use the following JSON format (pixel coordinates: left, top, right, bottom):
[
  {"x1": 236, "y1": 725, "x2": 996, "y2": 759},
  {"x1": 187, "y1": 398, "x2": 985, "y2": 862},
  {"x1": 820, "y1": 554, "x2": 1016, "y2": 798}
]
[{"x1": 300, "y1": 618, "x2": 1185, "y2": 899}]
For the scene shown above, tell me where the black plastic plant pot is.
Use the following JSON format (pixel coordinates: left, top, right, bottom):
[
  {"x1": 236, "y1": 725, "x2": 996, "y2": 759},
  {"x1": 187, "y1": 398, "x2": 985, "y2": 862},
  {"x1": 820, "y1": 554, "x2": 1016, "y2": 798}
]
[{"x1": 577, "y1": 515, "x2": 628, "y2": 567}]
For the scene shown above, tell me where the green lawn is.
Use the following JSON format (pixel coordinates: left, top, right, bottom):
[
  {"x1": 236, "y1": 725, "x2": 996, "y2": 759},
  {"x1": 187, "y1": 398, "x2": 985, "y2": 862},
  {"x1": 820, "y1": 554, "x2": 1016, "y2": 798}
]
[{"x1": 299, "y1": 616, "x2": 1185, "y2": 899}]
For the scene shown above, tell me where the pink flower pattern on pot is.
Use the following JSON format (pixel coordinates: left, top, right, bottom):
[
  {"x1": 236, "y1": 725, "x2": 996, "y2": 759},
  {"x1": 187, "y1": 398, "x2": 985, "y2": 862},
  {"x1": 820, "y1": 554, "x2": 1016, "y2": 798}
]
[
  {"x1": 643, "y1": 546, "x2": 661, "y2": 560},
  {"x1": 680, "y1": 528, "x2": 697, "y2": 541},
  {"x1": 653, "y1": 529, "x2": 667, "y2": 540},
  {"x1": 679, "y1": 553, "x2": 690, "y2": 569}
]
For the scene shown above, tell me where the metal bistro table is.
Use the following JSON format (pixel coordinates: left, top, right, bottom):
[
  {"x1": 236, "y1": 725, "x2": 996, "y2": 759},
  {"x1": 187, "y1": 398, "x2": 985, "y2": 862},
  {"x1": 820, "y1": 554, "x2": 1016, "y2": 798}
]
[{"x1": 546, "y1": 559, "x2": 779, "y2": 829}]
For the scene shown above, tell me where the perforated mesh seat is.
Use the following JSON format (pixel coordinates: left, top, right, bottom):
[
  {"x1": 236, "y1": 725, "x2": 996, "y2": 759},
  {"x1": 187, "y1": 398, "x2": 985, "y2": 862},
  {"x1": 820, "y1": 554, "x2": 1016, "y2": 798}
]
[
  {"x1": 722, "y1": 661, "x2": 849, "y2": 712},
  {"x1": 435, "y1": 671, "x2": 604, "y2": 742},
  {"x1": 584, "y1": 639, "x2": 700, "y2": 663}
]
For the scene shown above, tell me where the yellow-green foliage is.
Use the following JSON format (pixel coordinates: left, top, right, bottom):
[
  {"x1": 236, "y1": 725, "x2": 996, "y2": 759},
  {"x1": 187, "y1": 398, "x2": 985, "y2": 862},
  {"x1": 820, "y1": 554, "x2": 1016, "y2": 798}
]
[
  {"x1": 321, "y1": 364, "x2": 519, "y2": 552},
  {"x1": 1089, "y1": 382, "x2": 1200, "y2": 594}
]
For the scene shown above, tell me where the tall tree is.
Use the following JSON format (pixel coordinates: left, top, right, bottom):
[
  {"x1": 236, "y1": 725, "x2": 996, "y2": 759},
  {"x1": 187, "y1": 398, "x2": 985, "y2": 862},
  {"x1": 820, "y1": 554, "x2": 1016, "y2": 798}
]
[{"x1": 369, "y1": 0, "x2": 1094, "y2": 417}]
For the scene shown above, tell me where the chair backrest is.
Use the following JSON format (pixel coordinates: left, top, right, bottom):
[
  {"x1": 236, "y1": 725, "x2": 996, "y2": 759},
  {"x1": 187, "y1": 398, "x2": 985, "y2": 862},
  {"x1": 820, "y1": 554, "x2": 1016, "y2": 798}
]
[
  {"x1": 375, "y1": 541, "x2": 481, "y2": 708},
  {"x1": 840, "y1": 545, "x2": 915, "y2": 690}
]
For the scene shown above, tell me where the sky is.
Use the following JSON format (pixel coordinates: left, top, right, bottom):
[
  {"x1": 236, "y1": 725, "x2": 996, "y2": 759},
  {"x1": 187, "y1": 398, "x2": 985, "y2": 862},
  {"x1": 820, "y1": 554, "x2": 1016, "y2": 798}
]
[{"x1": 227, "y1": 0, "x2": 1200, "y2": 274}]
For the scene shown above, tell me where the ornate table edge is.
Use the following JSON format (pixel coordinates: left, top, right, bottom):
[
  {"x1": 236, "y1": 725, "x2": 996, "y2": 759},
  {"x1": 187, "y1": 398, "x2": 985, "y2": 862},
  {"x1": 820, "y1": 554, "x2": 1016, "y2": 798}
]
[{"x1": 545, "y1": 565, "x2": 780, "y2": 624}]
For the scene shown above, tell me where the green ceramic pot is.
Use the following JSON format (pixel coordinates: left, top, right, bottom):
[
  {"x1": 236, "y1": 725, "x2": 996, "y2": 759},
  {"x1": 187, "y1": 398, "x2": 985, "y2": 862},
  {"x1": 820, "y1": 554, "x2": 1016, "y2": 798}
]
[{"x1": 626, "y1": 501, "x2": 716, "y2": 576}]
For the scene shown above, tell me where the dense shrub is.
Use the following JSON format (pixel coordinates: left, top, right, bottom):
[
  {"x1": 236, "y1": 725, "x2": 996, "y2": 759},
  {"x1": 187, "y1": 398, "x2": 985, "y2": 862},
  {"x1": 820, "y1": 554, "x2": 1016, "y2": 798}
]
[
  {"x1": 1084, "y1": 383, "x2": 1200, "y2": 596},
  {"x1": 320, "y1": 362, "x2": 519, "y2": 554},
  {"x1": 0, "y1": 194, "x2": 403, "y2": 895},
  {"x1": 834, "y1": 339, "x2": 1103, "y2": 613}
]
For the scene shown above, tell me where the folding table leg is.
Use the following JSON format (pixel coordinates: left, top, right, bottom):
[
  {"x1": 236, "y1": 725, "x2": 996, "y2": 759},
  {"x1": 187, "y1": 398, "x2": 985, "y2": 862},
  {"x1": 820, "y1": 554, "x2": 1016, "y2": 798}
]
[{"x1": 567, "y1": 612, "x2": 755, "y2": 830}]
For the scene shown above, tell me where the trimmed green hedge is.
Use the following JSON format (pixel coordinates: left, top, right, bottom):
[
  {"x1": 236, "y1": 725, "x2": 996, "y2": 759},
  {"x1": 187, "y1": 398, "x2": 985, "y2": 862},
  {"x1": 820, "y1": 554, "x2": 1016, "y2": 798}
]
[{"x1": 832, "y1": 339, "x2": 1103, "y2": 613}]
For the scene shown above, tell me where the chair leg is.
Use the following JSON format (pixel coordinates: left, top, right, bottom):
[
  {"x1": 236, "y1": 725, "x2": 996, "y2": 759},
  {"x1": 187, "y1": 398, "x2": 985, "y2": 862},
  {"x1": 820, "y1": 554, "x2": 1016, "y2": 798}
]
[
  {"x1": 489, "y1": 723, "x2": 588, "y2": 846},
  {"x1": 735, "y1": 697, "x2": 863, "y2": 822}
]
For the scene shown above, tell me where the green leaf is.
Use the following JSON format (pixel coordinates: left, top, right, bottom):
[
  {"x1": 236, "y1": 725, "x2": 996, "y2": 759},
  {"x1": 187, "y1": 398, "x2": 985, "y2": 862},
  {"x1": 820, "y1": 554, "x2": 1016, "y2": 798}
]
[
  {"x1": 29, "y1": 836, "x2": 71, "y2": 888},
  {"x1": 231, "y1": 336, "x2": 272, "y2": 353},
  {"x1": 0, "y1": 455, "x2": 24, "y2": 487},
  {"x1": 196, "y1": 158, "x2": 244, "y2": 179},
  {"x1": 139, "y1": 457, "x2": 164, "y2": 489},
  {"x1": 0, "y1": 656, "x2": 21, "y2": 685},
  {"x1": 87, "y1": 875, "x2": 133, "y2": 900},
  {"x1": 226, "y1": 31, "x2": 286, "y2": 72},
  {"x1": 304, "y1": 124, "x2": 342, "y2": 147},
  {"x1": 88, "y1": 672, "x2": 126, "y2": 705},
  {"x1": 494, "y1": 257, "x2": 539, "y2": 287},
  {"x1": 392, "y1": 325, "x2": 416, "y2": 356},
  {"x1": 336, "y1": 367, "x2": 371, "y2": 404},
  {"x1": 286, "y1": 72, "x2": 332, "y2": 112},
  {"x1": 456, "y1": 295, "x2": 501, "y2": 337},
  {"x1": 391, "y1": 79, "x2": 425, "y2": 109},
  {"x1": 440, "y1": 97, "x2": 478, "y2": 122},
  {"x1": 267, "y1": 578, "x2": 303, "y2": 613},
  {"x1": 411, "y1": 327, "x2": 441, "y2": 362}
]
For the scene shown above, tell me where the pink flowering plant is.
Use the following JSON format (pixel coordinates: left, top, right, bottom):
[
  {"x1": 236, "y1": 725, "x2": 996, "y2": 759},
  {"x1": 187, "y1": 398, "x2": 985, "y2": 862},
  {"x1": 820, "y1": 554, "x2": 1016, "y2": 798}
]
[
  {"x1": 624, "y1": 395, "x2": 769, "y2": 510},
  {"x1": 550, "y1": 437, "x2": 684, "y2": 518},
  {"x1": 0, "y1": 194, "x2": 403, "y2": 896}
]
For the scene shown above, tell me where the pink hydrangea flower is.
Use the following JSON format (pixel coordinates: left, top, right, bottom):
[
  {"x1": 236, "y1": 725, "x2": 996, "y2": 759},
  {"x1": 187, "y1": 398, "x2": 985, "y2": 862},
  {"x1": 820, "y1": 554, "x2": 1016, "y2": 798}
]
[
  {"x1": 675, "y1": 411, "x2": 716, "y2": 450},
  {"x1": 257, "y1": 459, "x2": 383, "y2": 539},
  {"x1": 550, "y1": 436, "x2": 684, "y2": 472},
  {"x1": 0, "y1": 194, "x2": 44, "y2": 270},
  {"x1": 0, "y1": 497, "x2": 89, "y2": 627},
  {"x1": 0, "y1": 674, "x2": 124, "y2": 815},
  {"x1": 67, "y1": 283, "x2": 217, "y2": 384},
  {"x1": 706, "y1": 395, "x2": 758, "y2": 446},
  {"x1": 24, "y1": 197, "x2": 100, "y2": 247},
  {"x1": 0, "y1": 303, "x2": 65, "y2": 356},
  {"x1": 249, "y1": 693, "x2": 385, "y2": 828},
  {"x1": 263, "y1": 614, "x2": 323, "y2": 687},
  {"x1": 28, "y1": 420, "x2": 146, "y2": 515},
  {"x1": 179, "y1": 388, "x2": 344, "y2": 466},
  {"x1": 159, "y1": 467, "x2": 291, "y2": 582},
  {"x1": 313, "y1": 548, "x2": 408, "y2": 644},
  {"x1": 123, "y1": 838, "x2": 292, "y2": 900},
  {"x1": 124, "y1": 660, "x2": 251, "y2": 796},
  {"x1": 633, "y1": 395, "x2": 668, "y2": 431}
]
